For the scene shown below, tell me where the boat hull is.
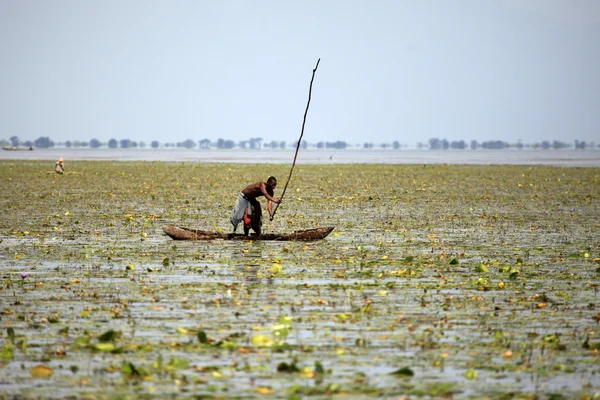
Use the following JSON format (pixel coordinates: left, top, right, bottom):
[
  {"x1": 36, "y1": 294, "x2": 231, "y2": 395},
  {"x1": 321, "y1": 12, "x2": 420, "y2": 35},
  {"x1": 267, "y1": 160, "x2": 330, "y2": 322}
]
[{"x1": 162, "y1": 225, "x2": 334, "y2": 241}]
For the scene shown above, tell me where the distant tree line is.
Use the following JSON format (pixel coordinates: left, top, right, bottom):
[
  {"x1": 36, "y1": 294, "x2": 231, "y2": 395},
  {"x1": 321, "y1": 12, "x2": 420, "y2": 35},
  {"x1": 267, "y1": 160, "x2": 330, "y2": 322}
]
[
  {"x1": 425, "y1": 138, "x2": 595, "y2": 150},
  {"x1": 1, "y1": 135, "x2": 597, "y2": 150}
]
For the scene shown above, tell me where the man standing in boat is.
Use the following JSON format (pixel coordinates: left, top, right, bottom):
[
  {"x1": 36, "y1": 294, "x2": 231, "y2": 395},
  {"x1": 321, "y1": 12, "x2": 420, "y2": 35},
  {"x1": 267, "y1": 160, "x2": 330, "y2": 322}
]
[{"x1": 230, "y1": 176, "x2": 281, "y2": 235}]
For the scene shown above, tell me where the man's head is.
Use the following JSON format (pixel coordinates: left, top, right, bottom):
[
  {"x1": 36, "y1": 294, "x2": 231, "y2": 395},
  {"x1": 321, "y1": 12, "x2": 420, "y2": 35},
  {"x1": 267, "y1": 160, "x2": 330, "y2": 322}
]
[{"x1": 266, "y1": 176, "x2": 277, "y2": 188}]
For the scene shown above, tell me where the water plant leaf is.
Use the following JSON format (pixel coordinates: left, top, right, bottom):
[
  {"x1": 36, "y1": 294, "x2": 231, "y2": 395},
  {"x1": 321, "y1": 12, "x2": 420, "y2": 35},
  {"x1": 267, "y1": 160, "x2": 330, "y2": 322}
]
[
  {"x1": 19, "y1": 339, "x2": 28, "y2": 354},
  {"x1": 153, "y1": 354, "x2": 163, "y2": 370},
  {"x1": 269, "y1": 263, "x2": 283, "y2": 274},
  {"x1": 7, "y1": 327, "x2": 15, "y2": 344},
  {"x1": 47, "y1": 314, "x2": 60, "y2": 323},
  {"x1": 166, "y1": 357, "x2": 189, "y2": 369},
  {"x1": 449, "y1": 258, "x2": 459, "y2": 265},
  {"x1": 277, "y1": 361, "x2": 300, "y2": 373},
  {"x1": 94, "y1": 343, "x2": 117, "y2": 352},
  {"x1": 390, "y1": 367, "x2": 414, "y2": 377},
  {"x1": 251, "y1": 334, "x2": 273, "y2": 347},
  {"x1": 219, "y1": 341, "x2": 238, "y2": 350},
  {"x1": 98, "y1": 329, "x2": 121, "y2": 343},
  {"x1": 272, "y1": 324, "x2": 290, "y2": 339},
  {"x1": 336, "y1": 313, "x2": 349, "y2": 322},
  {"x1": 465, "y1": 368, "x2": 478, "y2": 380},
  {"x1": 121, "y1": 362, "x2": 141, "y2": 378},
  {"x1": 74, "y1": 335, "x2": 91, "y2": 348},
  {"x1": 474, "y1": 277, "x2": 489, "y2": 288},
  {"x1": 543, "y1": 333, "x2": 560, "y2": 344},
  {"x1": 588, "y1": 342, "x2": 600, "y2": 350},
  {"x1": 315, "y1": 361, "x2": 325, "y2": 374},
  {"x1": 197, "y1": 330, "x2": 208, "y2": 344},
  {"x1": 498, "y1": 265, "x2": 511, "y2": 273},
  {"x1": 1, "y1": 343, "x2": 14, "y2": 360},
  {"x1": 475, "y1": 264, "x2": 488, "y2": 273},
  {"x1": 30, "y1": 365, "x2": 53, "y2": 378}
]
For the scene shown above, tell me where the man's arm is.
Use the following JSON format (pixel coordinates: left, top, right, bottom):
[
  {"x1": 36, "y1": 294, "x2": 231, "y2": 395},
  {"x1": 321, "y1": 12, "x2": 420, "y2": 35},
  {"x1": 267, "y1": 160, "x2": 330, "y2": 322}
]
[
  {"x1": 267, "y1": 199, "x2": 274, "y2": 220},
  {"x1": 260, "y1": 183, "x2": 281, "y2": 203}
]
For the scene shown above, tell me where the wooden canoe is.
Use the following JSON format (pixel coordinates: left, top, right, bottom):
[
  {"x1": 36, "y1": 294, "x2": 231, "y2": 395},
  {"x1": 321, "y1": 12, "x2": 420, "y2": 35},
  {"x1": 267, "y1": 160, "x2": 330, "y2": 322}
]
[
  {"x1": 162, "y1": 225, "x2": 334, "y2": 241},
  {"x1": 3, "y1": 146, "x2": 34, "y2": 151}
]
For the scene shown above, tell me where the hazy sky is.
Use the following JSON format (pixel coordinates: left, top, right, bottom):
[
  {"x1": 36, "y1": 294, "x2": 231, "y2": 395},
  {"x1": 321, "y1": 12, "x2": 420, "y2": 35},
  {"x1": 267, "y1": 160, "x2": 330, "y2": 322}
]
[{"x1": 1, "y1": 0, "x2": 599, "y2": 146}]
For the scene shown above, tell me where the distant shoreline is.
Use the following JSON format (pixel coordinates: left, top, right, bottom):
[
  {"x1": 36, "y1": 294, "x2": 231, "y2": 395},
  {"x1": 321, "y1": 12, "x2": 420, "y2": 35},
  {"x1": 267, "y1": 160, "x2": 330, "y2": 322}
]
[{"x1": 1, "y1": 148, "x2": 598, "y2": 167}]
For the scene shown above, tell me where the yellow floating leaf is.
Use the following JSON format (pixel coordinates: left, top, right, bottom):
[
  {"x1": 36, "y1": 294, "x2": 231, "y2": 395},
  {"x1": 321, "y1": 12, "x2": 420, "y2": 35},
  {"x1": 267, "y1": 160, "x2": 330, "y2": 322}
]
[
  {"x1": 251, "y1": 334, "x2": 273, "y2": 347},
  {"x1": 390, "y1": 269, "x2": 406, "y2": 275},
  {"x1": 464, "y1": 368, "x2": 478, "y2": 380},
  {"x1": 302, "y1": 368, "x2": 316, "y2": 378},
  {"x1": 269, "y1": 263, "x2": 283, "y2": 274},
  {"x1": 256, "y1": 387, "x2": 274, "y2": 394},
  {"x1": 30, "y1": 365, "x2": 53, "y2": 378},
  {"x1": 94, "y1": 343, "x2": 116, "y2": 352}
]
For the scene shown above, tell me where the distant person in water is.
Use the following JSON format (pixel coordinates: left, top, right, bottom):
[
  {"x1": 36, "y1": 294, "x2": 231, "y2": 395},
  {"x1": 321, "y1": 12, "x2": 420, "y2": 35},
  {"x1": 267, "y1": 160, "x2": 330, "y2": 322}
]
[
  {"x1": 230, "y1": 176, "x2": 281, "y2": 235},
  {"x1": 55, "y1": 158, "x2": 64, "y2": 174}
]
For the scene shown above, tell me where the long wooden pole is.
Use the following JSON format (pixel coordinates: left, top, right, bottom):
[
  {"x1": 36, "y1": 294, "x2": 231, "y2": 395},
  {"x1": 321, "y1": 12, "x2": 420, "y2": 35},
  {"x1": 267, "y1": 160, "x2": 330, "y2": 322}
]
[{"x1": 271, "y1": 58, "x2": 320, "y2": 220}]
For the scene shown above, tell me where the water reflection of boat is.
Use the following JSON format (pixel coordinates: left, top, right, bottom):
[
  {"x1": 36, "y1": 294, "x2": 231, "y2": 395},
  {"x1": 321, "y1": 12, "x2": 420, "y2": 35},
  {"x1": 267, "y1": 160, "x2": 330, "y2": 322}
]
[
  {"x1": 3, "y1": 146, "x2": 34, "y2": 151},
  {"x1": 162, "y1": 225, "x2": 334, "y2": 241}
]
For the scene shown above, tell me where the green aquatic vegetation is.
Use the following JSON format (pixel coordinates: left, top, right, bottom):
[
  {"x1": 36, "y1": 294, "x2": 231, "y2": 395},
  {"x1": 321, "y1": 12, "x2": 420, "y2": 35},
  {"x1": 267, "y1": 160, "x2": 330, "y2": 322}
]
[{"x1": 0, "y1": 161, "x2": 599, "y2": 398}]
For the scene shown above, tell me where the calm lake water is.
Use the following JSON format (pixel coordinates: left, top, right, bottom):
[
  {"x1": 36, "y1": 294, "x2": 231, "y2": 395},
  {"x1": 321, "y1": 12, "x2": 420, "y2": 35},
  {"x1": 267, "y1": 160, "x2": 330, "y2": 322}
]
[{"x1": 2, "y1": 148, "x2": 599, "y2": 166}]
